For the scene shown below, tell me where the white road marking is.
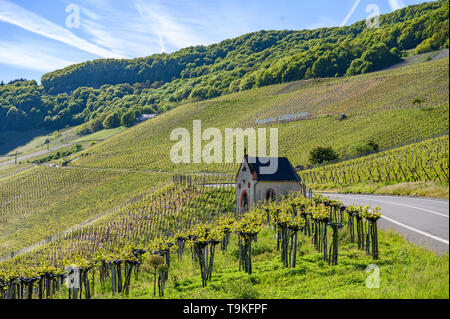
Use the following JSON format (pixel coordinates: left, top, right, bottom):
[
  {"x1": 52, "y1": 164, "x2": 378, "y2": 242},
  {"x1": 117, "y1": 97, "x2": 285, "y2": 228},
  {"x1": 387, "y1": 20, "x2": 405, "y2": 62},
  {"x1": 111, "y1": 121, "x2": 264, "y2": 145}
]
[
  {"x1": 323, "y1": 192, "x2": 448, "y2": 204},
  {"x1": 330, "y1": 195, "x2": 450, "y2": 245},
  {"x1": 343, "y1": 197, "x2": 449, "y2": 218},
  {"x1": 380, "y1": 214, "x2": 449, "y2": 245},
  {"x1": 325, "y1": 193, "x2": 449, "y2": 217},
  {"x1": 320, "y1": 195, "x2": 449, "y2": 245}
]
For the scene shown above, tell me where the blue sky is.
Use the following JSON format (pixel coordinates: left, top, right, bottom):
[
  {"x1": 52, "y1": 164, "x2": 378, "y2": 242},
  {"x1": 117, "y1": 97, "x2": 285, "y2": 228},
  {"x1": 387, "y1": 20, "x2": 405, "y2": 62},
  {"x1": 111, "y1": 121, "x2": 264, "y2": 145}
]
[{"x1": 0, "y1": 0, "x2": 428, "y2": 83}]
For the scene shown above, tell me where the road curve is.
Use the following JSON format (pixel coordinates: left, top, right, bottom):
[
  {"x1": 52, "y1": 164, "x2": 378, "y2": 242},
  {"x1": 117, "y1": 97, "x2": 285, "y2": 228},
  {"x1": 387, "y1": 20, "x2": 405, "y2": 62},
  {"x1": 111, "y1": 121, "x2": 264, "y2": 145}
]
[
  {"x1": 322, "y1": 193, "x2": 449, "y2": 255},
  {"x1": 0, "y1": 143, "x2": 74, "y2": 168}
]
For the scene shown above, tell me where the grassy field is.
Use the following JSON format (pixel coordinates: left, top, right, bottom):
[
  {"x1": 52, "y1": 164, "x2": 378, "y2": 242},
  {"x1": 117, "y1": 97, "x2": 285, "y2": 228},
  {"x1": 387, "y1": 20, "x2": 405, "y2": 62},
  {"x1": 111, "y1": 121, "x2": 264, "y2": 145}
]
[
  {"x1": 74, "y1": 227, "x2": 449, "y2": 299},
  {"x1": 69, "y1": 58, "x2": 449, "y2": 173},
  {"x1": 72, "y1": 126, "x2": 127, "y2": 143},
  {"x1": 0, "y1": 126, "x2": 126, "y2": 165},
  {"x1": 387, "y1": 48, "x2": 449, "y2": 71},
  {"x1": 0, "y1": 129, "x2": 53, "y2": 156},
  {"x1": 0, "y1": 128, "x2": 77, "y2": 158}
]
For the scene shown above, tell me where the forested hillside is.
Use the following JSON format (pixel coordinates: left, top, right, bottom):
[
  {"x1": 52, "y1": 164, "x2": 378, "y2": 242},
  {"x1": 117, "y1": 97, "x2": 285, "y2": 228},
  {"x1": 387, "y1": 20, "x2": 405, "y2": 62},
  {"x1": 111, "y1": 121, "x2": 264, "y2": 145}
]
[{"x1": 0, "y1": 0, "x2": 448, "y2": 133}]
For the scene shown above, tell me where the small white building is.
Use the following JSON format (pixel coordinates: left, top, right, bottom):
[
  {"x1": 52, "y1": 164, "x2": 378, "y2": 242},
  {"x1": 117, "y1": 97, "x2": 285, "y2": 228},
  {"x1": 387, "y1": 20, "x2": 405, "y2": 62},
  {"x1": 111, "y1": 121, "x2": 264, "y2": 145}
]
[
  {"x1": 236, "y1": 154, "x2": 303, "y2": 213},
  {"x1": 136, "y1": 114, "x2": 156, "y2": 122}
]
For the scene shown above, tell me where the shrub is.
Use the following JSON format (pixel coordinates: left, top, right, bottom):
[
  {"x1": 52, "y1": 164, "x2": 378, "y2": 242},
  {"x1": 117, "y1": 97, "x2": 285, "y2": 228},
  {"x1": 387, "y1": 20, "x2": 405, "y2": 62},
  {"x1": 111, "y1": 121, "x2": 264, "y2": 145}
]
[
  {"x1": 309, "y1": 146, "x2": 339, "y2": 164},
  {"x1": 348, "y1": 140, "x2": 379, "y2": 156},
  {"x1": 226, "y1": 278, "x2": 260, "y2": 299},
  {"x1": 121, "y1": 110, "x2": 136, "y2": 127},
  {"x1": 251, "y1": 243, "x2": 273, "y2": 256},
  {"x1": 103, "y1": 112, "x2": 121, "y2": 129},
  {"x1": 75, "y1": 124, "x2": 91, "y2": 136}
]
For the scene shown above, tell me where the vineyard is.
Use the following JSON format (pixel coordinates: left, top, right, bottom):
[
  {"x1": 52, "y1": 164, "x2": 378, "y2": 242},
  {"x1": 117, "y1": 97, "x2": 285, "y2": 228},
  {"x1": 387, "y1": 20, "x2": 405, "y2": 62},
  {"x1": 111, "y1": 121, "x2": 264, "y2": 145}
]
[
  {"x1": 299, "y1": 135, "x2": 449, "y2": 186},
  {"x1": 0, "y1": 179, "x2": 447, "y2": 299},
  {"x1": 0, "y1": 52, "x2": 448, "y2": 300},
  {"x1": 0, "y1": 177, "x2": 235, "y2": 263},
  {"x1": 0, "y1": 163, "x2": 34, "y2": 182},
  {"x1": 0, "y1": 177, "x2": 237, "y2": 298},
  {"x1": 68, "y1": 58, "x2": 449, "y2": 173},
  {"x1": 0, "y1": 166, "x2": 172, "y2": 257}
]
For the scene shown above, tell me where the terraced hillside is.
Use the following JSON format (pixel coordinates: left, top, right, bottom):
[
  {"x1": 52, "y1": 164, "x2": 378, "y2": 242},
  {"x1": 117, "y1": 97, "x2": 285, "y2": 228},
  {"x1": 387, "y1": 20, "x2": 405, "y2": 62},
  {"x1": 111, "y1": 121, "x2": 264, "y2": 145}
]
[
  {"x1": 0, "y1": 181, "x2": 235, "y2": 264},
  {"x1": 299, "y1": 134, "x2": 449, "y2": 197},
  {"x1": 0, "y1": 167, "x2": 171, "y2": 257},
  {"x1": 1, "y1": 56, "x2": 447, "y2": 262},
  {"x1": 70, "y1": 57, "x2": 449, "y2": 173},
  {"x1": 0, "y1": 59, "x2": 448, "y2": 301},
  {"x1": 299, "y1": 135, "x2": 449, "y2": 185}
]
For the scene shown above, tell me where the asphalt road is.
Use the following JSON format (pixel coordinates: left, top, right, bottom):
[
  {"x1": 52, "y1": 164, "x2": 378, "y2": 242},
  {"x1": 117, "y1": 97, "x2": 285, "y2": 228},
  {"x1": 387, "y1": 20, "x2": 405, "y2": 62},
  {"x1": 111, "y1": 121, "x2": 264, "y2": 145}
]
[
  {"x1": 323, "y1": 193, "x2": 449, "y2": 255},
  {"x1": 0, "y1": 143, "x2": 73, "y2": 168}
]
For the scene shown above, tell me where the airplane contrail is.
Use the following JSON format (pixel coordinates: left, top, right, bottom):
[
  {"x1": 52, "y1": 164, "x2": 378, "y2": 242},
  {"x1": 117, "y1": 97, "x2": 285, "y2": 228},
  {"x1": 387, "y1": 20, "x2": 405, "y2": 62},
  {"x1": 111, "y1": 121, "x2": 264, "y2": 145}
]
[
  {"x1": 341, "y1": 0, "x2": 361, "y2": 27},
  {"x1": 341, "y1": 0, "x2": 406, "y2": 27}
]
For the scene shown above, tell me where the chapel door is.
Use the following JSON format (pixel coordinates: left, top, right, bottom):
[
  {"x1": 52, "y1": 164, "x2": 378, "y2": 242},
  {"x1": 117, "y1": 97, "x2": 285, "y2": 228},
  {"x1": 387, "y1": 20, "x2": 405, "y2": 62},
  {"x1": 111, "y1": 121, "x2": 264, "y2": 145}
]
[
  {"x1": 241, "y1": 191, "x2": 249, "y2": 212},
  {"x1": 266, "y1": 189, "x2": 276, "y2": 202}
]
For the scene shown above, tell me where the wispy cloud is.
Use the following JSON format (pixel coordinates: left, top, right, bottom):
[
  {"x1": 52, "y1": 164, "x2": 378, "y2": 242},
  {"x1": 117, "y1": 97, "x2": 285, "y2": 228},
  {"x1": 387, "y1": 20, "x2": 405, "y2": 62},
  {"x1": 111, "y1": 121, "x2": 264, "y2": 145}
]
[
  {"x1": 308, "y1": 16, "x2": 339, "y2": 30},
  {"x1": 388, "y1": 0, "x2": 406, "y2": 10},
  {"x1": 0, "y1": 0, "x2": 124, "y2": 58},
  {"x1": 0, "y1": 0, "x2": 257, "y2": 66},
  {"x1": 73, "y1": 0, "x2": 225, "y2": 57},
  {"x1": 77, "y1": 1, "x2": 163, "y2": 57},
  {"x1": 0, "y1": 40, "x2": 75, "y2": 71},
  {"x1": 134, "y1": 0, "x2": 204, "y2": 51},
  {"x1": 68, "y1": 0, "x2": 209, "y2": 57}
]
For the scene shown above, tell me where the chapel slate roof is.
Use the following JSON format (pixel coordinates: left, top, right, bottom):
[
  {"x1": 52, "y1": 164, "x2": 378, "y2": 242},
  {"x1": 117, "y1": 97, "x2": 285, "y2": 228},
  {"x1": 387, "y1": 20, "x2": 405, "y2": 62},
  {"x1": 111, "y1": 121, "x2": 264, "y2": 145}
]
[{"x1": 243, "y1": 155, "x2": 302, "y2": 183}]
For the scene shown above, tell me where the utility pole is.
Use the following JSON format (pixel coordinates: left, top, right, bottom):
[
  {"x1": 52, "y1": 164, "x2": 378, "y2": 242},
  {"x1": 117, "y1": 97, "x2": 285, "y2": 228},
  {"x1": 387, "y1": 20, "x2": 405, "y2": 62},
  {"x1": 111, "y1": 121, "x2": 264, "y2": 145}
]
[{"x1": 15, "y1": 150, "x2": 18, "y2": 165}]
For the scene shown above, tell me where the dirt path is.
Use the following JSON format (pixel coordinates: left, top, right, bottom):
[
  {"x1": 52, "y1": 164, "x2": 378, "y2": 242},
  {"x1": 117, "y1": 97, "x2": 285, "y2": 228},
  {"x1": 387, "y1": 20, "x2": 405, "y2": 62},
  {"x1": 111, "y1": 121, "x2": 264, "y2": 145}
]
[{"x1": 431, "y1": 48, "x2": 449, "y2": 61}]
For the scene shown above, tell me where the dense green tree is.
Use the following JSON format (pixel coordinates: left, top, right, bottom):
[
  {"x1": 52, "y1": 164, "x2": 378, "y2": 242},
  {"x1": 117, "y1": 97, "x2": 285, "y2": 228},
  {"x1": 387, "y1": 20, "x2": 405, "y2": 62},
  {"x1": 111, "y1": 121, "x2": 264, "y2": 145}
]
[
  {"x1": 103, "y1": 112, "x2": 121, "y2": 129},
  {"x1": 121, "y1": 110, "x2": 136, "y2": 127},
  {"x1": 309, "y1": 146, "x2": 339, "y2": 164}
]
